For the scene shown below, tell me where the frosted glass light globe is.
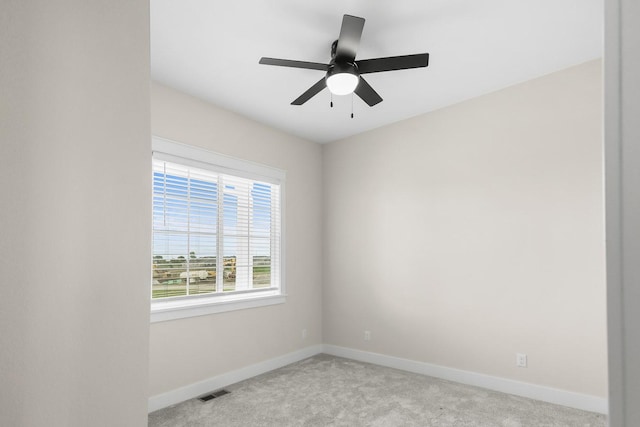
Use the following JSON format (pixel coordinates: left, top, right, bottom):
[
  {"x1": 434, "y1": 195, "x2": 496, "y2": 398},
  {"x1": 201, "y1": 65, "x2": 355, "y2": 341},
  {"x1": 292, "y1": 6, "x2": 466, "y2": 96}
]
[{"x1": 326, "y1": 72, "x2": 359, "y2": 95}]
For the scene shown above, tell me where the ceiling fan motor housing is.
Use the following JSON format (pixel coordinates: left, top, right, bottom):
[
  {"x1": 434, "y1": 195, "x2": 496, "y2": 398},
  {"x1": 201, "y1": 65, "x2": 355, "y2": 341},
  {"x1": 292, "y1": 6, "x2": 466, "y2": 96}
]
[{"x1": 327, "y1": 61, "x2": 358, "y2": 77}]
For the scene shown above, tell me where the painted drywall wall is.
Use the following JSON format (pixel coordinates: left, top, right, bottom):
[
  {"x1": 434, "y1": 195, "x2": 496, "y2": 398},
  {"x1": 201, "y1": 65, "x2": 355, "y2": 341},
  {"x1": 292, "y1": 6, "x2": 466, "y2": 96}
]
[
  {"x1": 605, "y1": 0, "x2": 640, "y2": 423},
  {"x1": 0, "y1": 1, "x2": 151, "y2": 426},
  {"x1": 323, "y1": 60, "x2": 607, "y2": 398},
  {"x1": 149, "y1": 82, "x2": 323, "y2": 396}
]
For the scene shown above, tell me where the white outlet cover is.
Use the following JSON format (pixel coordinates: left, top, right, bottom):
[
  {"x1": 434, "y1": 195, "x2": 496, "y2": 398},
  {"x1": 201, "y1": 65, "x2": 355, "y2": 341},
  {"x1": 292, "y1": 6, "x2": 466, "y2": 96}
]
[{"x1": 516, "y1": 353, "x2": 528, "y2": 367}]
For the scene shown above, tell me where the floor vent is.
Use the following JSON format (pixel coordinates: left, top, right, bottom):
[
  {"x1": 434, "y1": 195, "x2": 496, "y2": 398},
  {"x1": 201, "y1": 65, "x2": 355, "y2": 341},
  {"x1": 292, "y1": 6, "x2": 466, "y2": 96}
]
[{"x1": 199, "y1": 389, "x2": 230, "y2": 402}]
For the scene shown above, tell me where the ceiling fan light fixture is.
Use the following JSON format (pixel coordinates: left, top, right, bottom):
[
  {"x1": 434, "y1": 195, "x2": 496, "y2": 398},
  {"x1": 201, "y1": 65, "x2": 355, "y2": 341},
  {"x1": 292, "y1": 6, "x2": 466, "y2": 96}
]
[
  {"x1": 326, "y1": 62, "x2": 359, "y2": 95},
  {"x1": 326, "y1": 73, "x2": 359, "y2": 95}
]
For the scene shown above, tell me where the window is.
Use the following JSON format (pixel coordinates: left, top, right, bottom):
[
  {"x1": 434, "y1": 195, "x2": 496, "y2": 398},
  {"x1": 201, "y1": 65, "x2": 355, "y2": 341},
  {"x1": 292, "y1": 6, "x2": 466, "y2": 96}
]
[{"x1": 151, "y1": 137, "x2": 285, "y2": 322}]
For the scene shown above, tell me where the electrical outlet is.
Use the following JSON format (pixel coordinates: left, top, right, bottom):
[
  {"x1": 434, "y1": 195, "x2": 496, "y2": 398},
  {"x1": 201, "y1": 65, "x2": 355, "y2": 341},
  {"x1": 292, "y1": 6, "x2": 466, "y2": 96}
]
[
  {"x1": 516, "y1": 353, "x2": 527, "y2": 368},
  {"x1": 364, "y1": 330, "x2": 371, "y2": 341},
  {"x1": 301, "y1": 329, "x2": 307, "y2": 340}
]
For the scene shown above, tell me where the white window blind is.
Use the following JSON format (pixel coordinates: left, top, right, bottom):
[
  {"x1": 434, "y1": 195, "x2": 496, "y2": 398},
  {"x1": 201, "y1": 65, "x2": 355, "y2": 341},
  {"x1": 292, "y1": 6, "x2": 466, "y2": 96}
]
[{"x1": 152, "y1": 157, "x2": 282, "y2": 301}]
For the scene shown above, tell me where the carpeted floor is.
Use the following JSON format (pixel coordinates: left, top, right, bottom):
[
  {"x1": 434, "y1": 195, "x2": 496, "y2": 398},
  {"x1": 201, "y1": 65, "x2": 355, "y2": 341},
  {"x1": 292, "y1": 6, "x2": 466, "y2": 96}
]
[{"x1": 148, "y1": 354, "x2": 606, "y2": 427}]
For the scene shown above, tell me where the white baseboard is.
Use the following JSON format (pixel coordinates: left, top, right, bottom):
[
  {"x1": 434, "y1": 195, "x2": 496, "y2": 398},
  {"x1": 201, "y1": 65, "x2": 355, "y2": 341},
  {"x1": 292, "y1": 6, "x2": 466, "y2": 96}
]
[
  {"x1": 148, "y1": 344, "x2": 323, "y2": 413},
  {"x1": 322, "y1": 344, "x2": 608, "y2": 415},
  {"x1": 149, "y1": 343, "x2": 607, "y2": 415}
]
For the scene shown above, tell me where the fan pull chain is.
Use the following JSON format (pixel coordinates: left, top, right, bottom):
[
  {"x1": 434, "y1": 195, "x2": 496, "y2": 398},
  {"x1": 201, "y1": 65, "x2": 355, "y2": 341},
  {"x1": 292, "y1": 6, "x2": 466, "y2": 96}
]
[
  {"x1": 330, "y1": 93, "x2": 333, "y2": 108},
  {"x1": 351, "y1": 93, "x2": 354, "y2": 119}
]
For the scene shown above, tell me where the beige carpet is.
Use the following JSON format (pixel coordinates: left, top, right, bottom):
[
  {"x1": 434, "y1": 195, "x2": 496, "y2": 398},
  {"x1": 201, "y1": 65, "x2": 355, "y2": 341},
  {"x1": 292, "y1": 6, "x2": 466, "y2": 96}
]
[{"x1": 148, "y1": 354, "x2": 606, "y2": 427}]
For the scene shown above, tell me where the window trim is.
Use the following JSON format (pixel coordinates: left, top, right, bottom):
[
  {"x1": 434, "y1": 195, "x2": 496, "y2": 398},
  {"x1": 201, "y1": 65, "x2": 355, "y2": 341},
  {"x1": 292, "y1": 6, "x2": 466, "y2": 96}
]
[{"x1": 150, "y1": 136, "x2": 286, "y2": 323}]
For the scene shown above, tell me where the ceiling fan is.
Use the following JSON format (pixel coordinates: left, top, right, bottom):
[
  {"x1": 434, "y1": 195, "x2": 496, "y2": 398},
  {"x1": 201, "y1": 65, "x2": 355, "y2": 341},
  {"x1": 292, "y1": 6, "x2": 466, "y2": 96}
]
[{"x1": 259, "y1": 14, "x2": 430, "y2": 107}]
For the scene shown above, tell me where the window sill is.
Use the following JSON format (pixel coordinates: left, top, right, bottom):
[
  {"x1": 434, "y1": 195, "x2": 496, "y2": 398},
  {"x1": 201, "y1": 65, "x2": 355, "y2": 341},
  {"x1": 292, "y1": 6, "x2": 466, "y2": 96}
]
[{"x1": 150, "y1": 290, "x2": 286, "y2": 323}]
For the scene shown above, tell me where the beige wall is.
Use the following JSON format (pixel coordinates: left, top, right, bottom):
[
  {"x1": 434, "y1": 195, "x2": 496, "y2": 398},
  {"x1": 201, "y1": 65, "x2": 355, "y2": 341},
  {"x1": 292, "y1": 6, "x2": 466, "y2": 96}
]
[
  {"x1": 0, "y1": 1, "x2": 151, "y2": 426},
  {"x1": 149, "y1": 82, "x2": 323, "y2": 396},
  {"x1": 323, "y1": 60, "x2": 607, "y2": 397}
]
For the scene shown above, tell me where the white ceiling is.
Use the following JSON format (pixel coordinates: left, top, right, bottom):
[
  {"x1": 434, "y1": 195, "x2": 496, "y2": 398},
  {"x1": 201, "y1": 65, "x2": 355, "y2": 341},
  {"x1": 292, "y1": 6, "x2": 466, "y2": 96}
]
[{"x1": 151, "y1": 0, "x2": 603, "y2": 144}]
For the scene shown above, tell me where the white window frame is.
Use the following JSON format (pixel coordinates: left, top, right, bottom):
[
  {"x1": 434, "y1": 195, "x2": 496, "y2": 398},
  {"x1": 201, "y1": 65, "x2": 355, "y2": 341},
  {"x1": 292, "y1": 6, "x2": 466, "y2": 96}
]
[{"x1": 150, "y1": 137, "x2": 286, "y2": 322}]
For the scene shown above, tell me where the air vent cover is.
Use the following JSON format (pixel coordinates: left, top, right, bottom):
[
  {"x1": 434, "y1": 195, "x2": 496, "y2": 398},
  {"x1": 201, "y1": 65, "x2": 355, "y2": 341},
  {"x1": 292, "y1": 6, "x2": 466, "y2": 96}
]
[{"x1": 199, "y1": 389, "x2": 230, "y2": 402}]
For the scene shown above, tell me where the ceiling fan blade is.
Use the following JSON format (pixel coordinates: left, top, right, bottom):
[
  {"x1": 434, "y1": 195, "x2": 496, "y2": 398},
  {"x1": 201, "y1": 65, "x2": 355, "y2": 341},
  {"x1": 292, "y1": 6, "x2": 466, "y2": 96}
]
[
  {"x1": 291, "y1": 78, "x2": 327, "y2": 105},
  {"x1": 354, "y1": 76, "x2": 383, "y2": 106},
  {"x1": 259, "y1": 57, "x2": 329, "y2": 71},
  {"x1": 356, "y1": 53, "x2": 429, "y2": 74},
  {"x1": 335, "y1": 15, "x2": 365, "y2": 62}
]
